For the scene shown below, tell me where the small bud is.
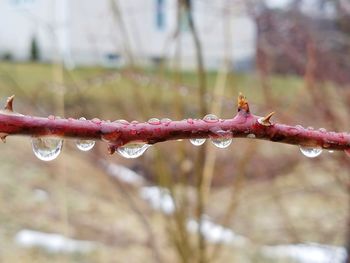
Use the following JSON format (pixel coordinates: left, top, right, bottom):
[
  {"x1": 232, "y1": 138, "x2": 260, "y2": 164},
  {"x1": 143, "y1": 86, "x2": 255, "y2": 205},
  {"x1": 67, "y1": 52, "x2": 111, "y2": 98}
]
[{"x1": 237, "y1": 93, "x2": 250, "y2": 113}]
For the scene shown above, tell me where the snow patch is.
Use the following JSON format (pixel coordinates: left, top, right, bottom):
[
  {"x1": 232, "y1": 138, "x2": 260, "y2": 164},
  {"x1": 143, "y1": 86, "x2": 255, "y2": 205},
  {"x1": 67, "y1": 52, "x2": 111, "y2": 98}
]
[
  {"x1": 103, "y1": 161, "x2": 144, "y2": 186},
  {"x1": 187, "y1": 216, "x2": 249, "y2": 246},
  {"x1": 140, "y1": 186, "x2": 175, "y2": 215},
  {"x1": 262, "y1": 243, "x2": 347, "y2": 263},
  {"x1": 15, "y1": 229, "x2": 96, "y2": 253}
]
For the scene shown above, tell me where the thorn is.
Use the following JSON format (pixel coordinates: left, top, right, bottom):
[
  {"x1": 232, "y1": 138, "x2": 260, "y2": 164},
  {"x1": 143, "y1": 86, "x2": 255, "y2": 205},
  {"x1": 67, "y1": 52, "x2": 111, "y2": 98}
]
[
  {"x1": 258, "y1": 112, "x2": 275, "y2": 126},
  {"x1": 5, "y1": 95, "x2": 15, "y2": 112},
  {"x1": 108, "y1": 145, "x2": 115, "y2": 155},
  {"x1": 237, "y1": 93, "x2": 250, "y2": 113}
]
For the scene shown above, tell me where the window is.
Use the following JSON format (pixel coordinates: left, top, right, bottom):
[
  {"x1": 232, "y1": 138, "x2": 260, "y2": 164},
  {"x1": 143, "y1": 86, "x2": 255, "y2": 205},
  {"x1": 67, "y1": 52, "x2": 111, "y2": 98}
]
[{"x1": 156, "y1": 0, "x2": 165, "y2": 31}]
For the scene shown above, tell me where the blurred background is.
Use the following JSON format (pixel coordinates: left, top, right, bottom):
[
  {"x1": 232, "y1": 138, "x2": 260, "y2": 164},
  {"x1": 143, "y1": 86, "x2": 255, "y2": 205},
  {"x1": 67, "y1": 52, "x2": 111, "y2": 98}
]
[{"x1": 0, "y1": 0, "x2": 349, "y2": 262}]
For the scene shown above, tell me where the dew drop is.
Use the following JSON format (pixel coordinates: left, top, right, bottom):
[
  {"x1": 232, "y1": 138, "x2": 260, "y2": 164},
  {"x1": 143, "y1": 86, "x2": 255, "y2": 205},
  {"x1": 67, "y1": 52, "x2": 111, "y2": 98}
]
[
  {"x1": 247, "y1": 134, "x2": 256, "y2": 138},
  {"x1": 32, "y1": 137, "x2": 63, "y2": 161},
  {"x1": 92, "y1": 118, "x2": 102, "y2": 124},
  {"x1": 148, "y1": 118, "x2": 161, "y2": 125},
  {"x1": 190, "y1": 138, "x2": 206, "y2": 146},
  {"x1": 76, "y1": 140, "x2": 95, "y2": 151},
  {"x1": 75, "y1": 117, "x2": 96, "y2": 151},
  {"x1": 203, "y1": 114, "x2": 219, "y2": 123},
  {"x1": 117, "y1": 143, "x2": 150, "y2": 159},
  {"x1": 299, "y1": 146, "x2": 322, "y2": 158},
  {"x1": 211, "y1": 137, "x2": 232, "y2": 148},
  {"x1": 114, "y1": 119, "x2": 129, "y2": 125},
  {"x1": 328, "y1": 150, "x2": 334, "y2": 153},
  {"x1": 187, "y1": 118, "x2": 194, "y2": 124},
  {"x1": 161, "y1": 118, "x2": 172, "y2": 126}
]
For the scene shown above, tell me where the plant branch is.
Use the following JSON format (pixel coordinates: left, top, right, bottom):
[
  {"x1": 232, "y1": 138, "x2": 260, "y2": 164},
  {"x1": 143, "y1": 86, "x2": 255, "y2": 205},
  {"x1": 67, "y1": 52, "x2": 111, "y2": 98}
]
[{"x1": 0, "y1": 95, "x2": 349, "y2": 153}]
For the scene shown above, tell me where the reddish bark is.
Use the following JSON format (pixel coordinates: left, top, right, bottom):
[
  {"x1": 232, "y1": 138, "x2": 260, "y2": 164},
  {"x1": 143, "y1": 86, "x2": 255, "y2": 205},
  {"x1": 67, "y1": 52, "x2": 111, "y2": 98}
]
[{"x1": 0, "y1": 95, "x2": 349, "y2": 153}]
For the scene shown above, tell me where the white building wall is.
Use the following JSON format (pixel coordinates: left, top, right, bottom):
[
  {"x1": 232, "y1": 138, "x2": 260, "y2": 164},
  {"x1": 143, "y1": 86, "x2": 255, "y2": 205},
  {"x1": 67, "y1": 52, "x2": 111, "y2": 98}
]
[{"x1": 0, "y1": 0, "x2": 256, "y2": 71}]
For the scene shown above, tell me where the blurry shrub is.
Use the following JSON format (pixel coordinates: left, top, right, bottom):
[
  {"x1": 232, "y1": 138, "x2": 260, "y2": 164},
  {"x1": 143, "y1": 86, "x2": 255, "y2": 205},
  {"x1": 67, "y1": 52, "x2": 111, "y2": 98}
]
[
  {"x1": 29, "y1": 36, "x2": 40, "y2": 61},
  {"x1": 2, "y1": 51, "x2": 13, "y2": 61}
]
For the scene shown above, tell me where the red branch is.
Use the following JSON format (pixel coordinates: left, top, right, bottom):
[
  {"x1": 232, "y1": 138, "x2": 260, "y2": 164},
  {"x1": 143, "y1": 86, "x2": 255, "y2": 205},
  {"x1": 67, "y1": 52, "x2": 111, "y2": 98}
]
[{"x1": 0, "y1": 95, "x2": 349, "y2": 154}]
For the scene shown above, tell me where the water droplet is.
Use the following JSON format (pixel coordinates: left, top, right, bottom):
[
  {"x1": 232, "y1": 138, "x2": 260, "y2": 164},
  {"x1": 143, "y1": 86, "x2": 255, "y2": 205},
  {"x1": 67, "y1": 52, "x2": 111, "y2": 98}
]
[
  {"x1": 161, "y1": 118, "x2": 172, "y2": 126},
  {"x1": 92, "y1": 118, "x2": 101, "y2": 124},
  {"x1": 187, "y1": 118, "x2": 194, "y2": 124},
  {"x1": 203, "y1": 114, "x2": 219, "y2": 123},
  {"x1": 319, "y1": 128, "x2": 327, "y2": 133},
  {"x1": 76, "y1": 139, "x2": 95, "y2": 151},
  {"x1": 148, "y1": 118, "x2": 161, "y2": 125},
  {"x1": 48, "y1": 115, "x2": 55, "y2": 120},
  {"x1": 211, "y1": 137, "x2": 232, "y2": 148},
  {"x1": 328, "y1": 150, "x2": 334, "y2": 153},
  {"x1": 299, "y1": 146, "x2": 322, "y2": 158},
  {"x1": 75, "y1": 117, "x2": 95, "y2": 151},
  {"x1": 32, "y1": 137, "x2": 63, "y2": 161},
  {"x1": 307, "y1": 126, "x2": 314, "y2": 130},
  {"x1": 190, "y1": 138, "x2": 206, "y2": 146},
  {"x1": 247, "y1": 134, "x2": 256, "y2": 138},
  {"x1": 114, "y1": 119, "x2": 129, "y2": 125},
  {"x1": 117, "y1": 143, "x2": 150, "y2": 159}
]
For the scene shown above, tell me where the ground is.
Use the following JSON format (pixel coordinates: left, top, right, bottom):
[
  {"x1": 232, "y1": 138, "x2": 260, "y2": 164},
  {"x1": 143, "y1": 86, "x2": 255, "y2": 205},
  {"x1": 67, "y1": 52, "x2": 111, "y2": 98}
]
[{"x1": 0, "y1": 62, "x2": 348, "y2": 262}]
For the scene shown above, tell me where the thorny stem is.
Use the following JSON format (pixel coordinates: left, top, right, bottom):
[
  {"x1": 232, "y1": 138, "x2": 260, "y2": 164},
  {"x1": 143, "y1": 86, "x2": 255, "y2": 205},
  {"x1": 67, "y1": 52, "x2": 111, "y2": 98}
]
[{"x1": 0, "y1": 94, "x2": 350, "y2": 152}]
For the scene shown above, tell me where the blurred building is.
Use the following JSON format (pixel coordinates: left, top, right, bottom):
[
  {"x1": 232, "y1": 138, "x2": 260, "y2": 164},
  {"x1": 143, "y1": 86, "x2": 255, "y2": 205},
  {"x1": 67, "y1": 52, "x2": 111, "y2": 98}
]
[
  {"x1": 0, "y1": 0, "x2": 256, "y2": 71},
  {"x1": 256, "y1": 0, "x2": 350, "y2": 84}
]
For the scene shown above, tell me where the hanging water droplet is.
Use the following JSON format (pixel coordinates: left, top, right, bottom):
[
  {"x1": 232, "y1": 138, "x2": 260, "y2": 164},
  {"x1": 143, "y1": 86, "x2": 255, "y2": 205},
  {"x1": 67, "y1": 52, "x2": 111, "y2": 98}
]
[
  {"x1": 299, "y1": 145, "x2": 322, "y2": 158},
  {"x1": 148, "y1": 118, "x2": 161, "y2": 125},
  {"x1": 75, "y1": 117, "x2": 95, "y2": 151},
  {"x1": 76, "y1": 139, "x2": 95, "y2": 151},
  {"x1": 32, "y1": 137, "x2": 63, "y2": 161},
  {"x1": 328, "y1": 150, "x2": 334, "y2": 153},
  {"x1": 117, "y1": 143, "x2": 150, "y2": 159},
  {"x1": 203, "y1": 114, "x2": 219, "y2": 123},
  {"x1": 190, "y1": 138, "x2": 206, "y2": 146},
  {"x1": 211, "y1": 137, "x2": 232, "y2": 148}
]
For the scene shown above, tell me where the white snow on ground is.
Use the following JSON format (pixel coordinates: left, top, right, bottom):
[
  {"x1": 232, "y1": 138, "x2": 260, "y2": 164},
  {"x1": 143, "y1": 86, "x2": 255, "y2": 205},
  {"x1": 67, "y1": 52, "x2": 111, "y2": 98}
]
[
  {"x1": 140, "y1": 186, "x2": 175, "y2": 215},
  {"x1": 102, "y1": 161, "x2": 145, "y2": 186},
  {"x1": 187, "y1": 216, "x2": 249, "y2": 246},
  {"x1": 15, "y1": 229, "x2": 96, "y2": 253},
  {"x1": 100, "y1": 162, "x2": 348, "y2": 262},
  {"x1": 262, "y1": 243, "x2": 347, "y2": 263}
]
